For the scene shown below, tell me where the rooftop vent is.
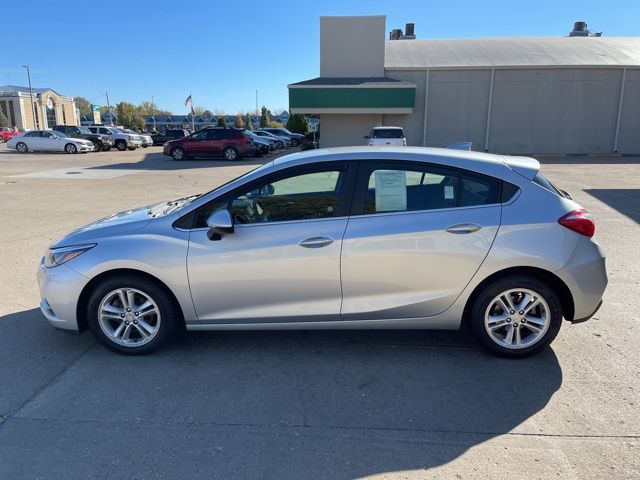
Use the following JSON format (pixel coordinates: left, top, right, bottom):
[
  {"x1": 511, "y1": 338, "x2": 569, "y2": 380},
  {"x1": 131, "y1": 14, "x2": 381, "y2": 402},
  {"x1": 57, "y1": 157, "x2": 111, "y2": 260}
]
[
  {"x1": 389, "y1": 23, "x2": 416, "y2": 40},
  {"x1": 569, "y1": 21, "x2": 602, "y2": 37}
]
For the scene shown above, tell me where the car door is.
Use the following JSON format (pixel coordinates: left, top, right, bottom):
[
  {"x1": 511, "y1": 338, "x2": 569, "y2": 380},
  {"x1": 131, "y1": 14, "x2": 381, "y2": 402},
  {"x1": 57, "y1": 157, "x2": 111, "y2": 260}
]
[
  {"x1": 185, "y1": 161, "x2": 356, "y2": 323},
  {"x1": 22, "y1": 131, "x2": 42, "y2": 150},
  {"x1": 340, "y1": 160, "x2": 502, "y2": 320},
  {"x1": 40, "y1": 131, "x2": 63, "y2": 151},
  {"x1": 183, "y1": 129, "x2": 209, "y2": 156}
]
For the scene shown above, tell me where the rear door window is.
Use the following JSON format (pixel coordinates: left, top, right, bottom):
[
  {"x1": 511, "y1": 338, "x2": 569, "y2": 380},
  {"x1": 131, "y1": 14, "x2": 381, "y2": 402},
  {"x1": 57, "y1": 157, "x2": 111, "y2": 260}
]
[{"x1": 356, "y1": 162, "x2": 503, "y2": 214}]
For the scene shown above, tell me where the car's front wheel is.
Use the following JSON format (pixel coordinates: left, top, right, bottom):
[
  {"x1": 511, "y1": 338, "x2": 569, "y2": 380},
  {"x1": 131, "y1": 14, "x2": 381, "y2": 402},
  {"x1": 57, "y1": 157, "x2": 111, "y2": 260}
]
[
  {"x1": 469, "y1": 276, "x2": 562, "y2": 358},
  {"x1": 171, "y1": 147, "x2": 186, "y2": 160},
  {"x1": 93, "y1": 142, "x2": 102, "y2": 152},
  {"x1": 291, "y1": 138, "x2": 300, "y2": 147},
  {"x1": 87, "y1": 275, "x2": 179, "y2": 355},
  {"x1": 16, "y1": 142, "x2": 28, "y2": 153},
  {"x1": 116, "y1": 140, "x2": 127, "y2": 151},
  {"x1": 65, "y1": 143, "x2": 78, "y2": 154}
]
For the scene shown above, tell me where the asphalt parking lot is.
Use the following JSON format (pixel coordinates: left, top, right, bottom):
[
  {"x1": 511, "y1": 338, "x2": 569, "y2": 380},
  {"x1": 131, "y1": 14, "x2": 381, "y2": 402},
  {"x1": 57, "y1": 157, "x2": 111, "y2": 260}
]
[{"x1": 0, "y1": 144, "x2": 638, "y2": 479}]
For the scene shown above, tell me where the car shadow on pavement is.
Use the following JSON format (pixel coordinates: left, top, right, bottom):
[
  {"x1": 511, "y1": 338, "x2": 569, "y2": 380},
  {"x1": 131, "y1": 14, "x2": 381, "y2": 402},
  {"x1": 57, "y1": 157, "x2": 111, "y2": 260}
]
[
  {"x1": 86, "y1": 149, "x2": 277, "y2": 171},
  {"x1": 585, "y1": 189, "x2": 640, "y2": 224},
  {"x1": 0, "y1": 307, "x2": 563, "y2": 479}
]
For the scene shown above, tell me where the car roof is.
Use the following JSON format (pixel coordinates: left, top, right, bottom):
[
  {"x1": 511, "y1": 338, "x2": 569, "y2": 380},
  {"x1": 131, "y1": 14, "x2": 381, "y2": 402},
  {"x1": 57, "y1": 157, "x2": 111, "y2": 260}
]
[{"x1": 270, "y1": 146, "x2": 538, "y2": 181}]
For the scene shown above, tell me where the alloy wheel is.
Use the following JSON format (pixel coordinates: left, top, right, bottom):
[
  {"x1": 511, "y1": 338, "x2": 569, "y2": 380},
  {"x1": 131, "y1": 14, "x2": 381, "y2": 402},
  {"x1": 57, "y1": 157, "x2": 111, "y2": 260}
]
[
  {"x1": 224, "y1": 147, "x2": 238, "y2": 160},
  {"x1": 484, "y1": 288, "x2": 550, "y2": 349},
  {"x1": 97, "y1": 288, "x2": 161, "y2": 347}
]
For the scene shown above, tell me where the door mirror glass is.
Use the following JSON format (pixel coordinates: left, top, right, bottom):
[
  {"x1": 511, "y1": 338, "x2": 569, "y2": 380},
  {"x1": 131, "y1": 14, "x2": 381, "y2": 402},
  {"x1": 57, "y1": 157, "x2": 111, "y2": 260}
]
[{"x1": 206, "y1": 209, "x2": 234, "y2": 240}]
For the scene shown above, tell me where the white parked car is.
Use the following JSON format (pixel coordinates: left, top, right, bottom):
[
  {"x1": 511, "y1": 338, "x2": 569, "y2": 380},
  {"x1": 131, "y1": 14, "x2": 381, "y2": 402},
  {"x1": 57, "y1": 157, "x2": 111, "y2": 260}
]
[
  {"x1": 88, "y1": 126, "x2": 142, "y2": 151},
  {"x1": 7, "y1": 130, "x2": 95, "y2": 154},
  {"x1": 122, "y1": 129, "x2": 153, "y2": 148},
  {"x1": 366, "y1": 126, "x2": 407, "y2": 147}
]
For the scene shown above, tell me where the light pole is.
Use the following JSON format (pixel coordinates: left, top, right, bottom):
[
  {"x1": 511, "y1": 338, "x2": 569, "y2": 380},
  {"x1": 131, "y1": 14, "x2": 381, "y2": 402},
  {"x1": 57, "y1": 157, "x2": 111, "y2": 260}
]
[
  {"x1": 22, "y1": 65, "x2": 37, "y2": 129},
  {"x1": 151, "y1": 95, "x2": 156, "y2": 132}
]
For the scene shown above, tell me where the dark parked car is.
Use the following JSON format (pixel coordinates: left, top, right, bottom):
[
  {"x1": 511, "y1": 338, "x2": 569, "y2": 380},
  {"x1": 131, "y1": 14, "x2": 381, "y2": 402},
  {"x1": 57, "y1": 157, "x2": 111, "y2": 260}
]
[
  {"x1": 163, "y1": 127, "x2": 253, "y2": 161},
  {"x1": 260, "y1": 127, "x2": 305, "y2": 147},
  {"x1": 52, "y1": 125, "x2": 114, "y2": 151},
  {"x1": 151, "y1": 129, "x2": 190, "y2": 146}
]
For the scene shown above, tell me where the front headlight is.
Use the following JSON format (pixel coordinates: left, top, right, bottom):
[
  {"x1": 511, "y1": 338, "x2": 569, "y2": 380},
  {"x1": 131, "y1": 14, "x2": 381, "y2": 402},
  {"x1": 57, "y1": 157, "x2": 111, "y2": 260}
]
[{"x1": 44, "y1": 244, "x2": 96, "y2": 268}]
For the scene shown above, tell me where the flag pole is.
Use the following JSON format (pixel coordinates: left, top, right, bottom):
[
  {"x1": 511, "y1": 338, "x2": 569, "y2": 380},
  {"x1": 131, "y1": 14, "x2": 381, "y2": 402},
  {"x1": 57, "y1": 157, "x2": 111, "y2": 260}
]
[{"x1": 191, "y1": 93, "x2": 195, "y2": 132}]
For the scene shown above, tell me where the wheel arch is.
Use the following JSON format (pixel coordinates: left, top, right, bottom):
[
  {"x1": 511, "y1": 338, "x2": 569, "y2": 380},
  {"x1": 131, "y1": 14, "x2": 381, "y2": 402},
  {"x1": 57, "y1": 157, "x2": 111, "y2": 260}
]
[
  {"x1": 76, "y1": 268, "x2": 186, "y2": 333},
  {"x1": 462, "y1": 266, "x2": 575, "y2": 325}
]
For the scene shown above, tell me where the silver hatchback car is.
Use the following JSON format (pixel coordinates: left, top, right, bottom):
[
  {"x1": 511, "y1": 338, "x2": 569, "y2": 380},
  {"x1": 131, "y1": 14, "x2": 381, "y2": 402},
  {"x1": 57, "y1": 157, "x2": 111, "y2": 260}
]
[{"x1": 37, "y1": 147, "x2": 607, "y2": 358}]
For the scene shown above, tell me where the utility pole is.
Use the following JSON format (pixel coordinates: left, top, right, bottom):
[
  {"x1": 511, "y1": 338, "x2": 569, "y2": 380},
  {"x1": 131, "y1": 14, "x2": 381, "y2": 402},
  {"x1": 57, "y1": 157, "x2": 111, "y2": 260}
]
[
  {"x1": 105, "y1": 91, "x2": 112, "y2": 126},
  {"x1": 151, "y1": 95, "x2": 156, "y2": 131},
  {"x1": 255, "y1": 89, "x2": 258, "y2": 118},
  {"x1": 22, "y1": 65, "x2": 37, "y2": 129}
]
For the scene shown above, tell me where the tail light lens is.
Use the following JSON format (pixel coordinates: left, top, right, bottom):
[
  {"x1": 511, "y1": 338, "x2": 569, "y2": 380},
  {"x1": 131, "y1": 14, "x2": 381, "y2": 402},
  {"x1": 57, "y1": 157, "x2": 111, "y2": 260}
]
[
  {"x1": 402, "y1": 138, "x2": 407, "y2": 146},
  {"x1": 558, "y1": 209, "x2": 595, "y2": 237}
]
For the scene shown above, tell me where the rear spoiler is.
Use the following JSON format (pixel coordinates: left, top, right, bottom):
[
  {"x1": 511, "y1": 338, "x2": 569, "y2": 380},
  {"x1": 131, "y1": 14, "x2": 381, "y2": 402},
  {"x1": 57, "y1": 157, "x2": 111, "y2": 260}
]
[{"x1": 501, "y1": 155, "x2": 540, "y2": 180}]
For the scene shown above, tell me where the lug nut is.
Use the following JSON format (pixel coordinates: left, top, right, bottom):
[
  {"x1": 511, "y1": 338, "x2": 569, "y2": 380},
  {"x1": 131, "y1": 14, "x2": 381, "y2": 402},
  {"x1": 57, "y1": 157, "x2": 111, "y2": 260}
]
[
  {"x1": 134, "y1": 312, "x2": 139, "y2": 316},
  {"x1": 519, "y1": 310, "x2": 524, "y2": 315},
  {"x1": 510, "y1": 310, "x2": 515, "y2": 314},
  {"x1": 506, "y1": 318, "x2": 512, "y2": 323},
  {"x1": 133, "y1": 320, "x2": 138, "y2": 324},
  {"x1": 521, "y1": 319, "x2": 526, "y2": 323},
  {"x1": 513, "y1": 323, "x2": 519, "y2": 328},
  {"x1": 126, "y1": 308, "x2": 131, "y2": 312},
  {"x1": 125, "y1": 321, "x2": 130, "y2": 325},
  {"x1": 120, "y1": 313, "x2": 125, "y2": 318}
]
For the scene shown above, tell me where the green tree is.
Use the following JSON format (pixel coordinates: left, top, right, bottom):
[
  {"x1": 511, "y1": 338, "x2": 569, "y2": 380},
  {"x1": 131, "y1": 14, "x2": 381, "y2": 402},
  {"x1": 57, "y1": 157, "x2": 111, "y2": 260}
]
[
  {"x1": 74, "y1": 96, "x2": 92, "y2": 117},
  {"x1": 216, "y1": 116, "x2": 227, "y2": 127},
  {"x1": 134, "y1": 116, "x2": 146, "y2": 131},
  {"x1": 286, "y1": 114, "x2": 310, "y2": 135},
  {"x1": 137, "y1": 101, "x2": 171, "y2": 116},
  {"x1": 244, "y1": 114, "x2": 253, "y2": 130},
  {"x1": 260, "y1": 106, "x2": 270, "y2": 128},
  {"x1": 0, "y1": 109, "x2": 9, "y2": 127},
  {"x1": 234, "y1": 114, "x2": 244, "y2": 128},
  {"x1": 192, "y1": 106, "x2": 205, "y2": 116},
  {"x1": 115, "y1": 102, "x2": 137, "y2": 129}
]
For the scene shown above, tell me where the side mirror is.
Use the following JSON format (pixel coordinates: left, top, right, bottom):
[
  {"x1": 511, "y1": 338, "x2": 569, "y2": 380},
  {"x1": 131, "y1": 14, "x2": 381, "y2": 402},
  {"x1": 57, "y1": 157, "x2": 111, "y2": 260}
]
[{"x1": 206, "y1": 209, "x2": 234, "y2": 240}]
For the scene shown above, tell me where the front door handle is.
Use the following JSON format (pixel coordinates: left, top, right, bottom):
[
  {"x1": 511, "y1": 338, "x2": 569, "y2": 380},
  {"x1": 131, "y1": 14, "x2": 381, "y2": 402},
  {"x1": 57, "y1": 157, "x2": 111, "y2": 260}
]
[
  {"x1": 445, "y1": 223, "x2": 482, "y2": 234},
  {"x1": 299, "y1": 236, "x2": 334, "y2": 248}
]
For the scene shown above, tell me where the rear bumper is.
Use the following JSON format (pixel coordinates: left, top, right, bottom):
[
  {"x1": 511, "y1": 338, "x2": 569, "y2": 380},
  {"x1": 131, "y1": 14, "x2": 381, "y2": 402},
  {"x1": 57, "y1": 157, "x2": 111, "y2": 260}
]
[{"x1": 555, "y1": 237, "x2": 607, "y2": 321}]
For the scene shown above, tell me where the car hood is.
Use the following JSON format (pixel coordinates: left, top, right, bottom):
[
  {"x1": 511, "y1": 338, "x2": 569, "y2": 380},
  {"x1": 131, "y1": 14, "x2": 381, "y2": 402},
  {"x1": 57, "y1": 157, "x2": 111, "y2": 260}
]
[
  {"x1": 52, "y1": 207, "x2": 153, "y2": 247},
  {"x1": 51, "y1": 194, "x2": 200, "y2": 247}
]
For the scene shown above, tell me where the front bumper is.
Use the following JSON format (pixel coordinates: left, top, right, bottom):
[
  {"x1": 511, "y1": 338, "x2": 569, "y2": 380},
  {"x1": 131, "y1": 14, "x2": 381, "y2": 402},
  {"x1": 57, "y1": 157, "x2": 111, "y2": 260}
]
[
  {"x1": 37, "y1": 257, "x2": 89, "y2": 331},
  {"x1": 127, "y1": 139, "x2": 143, "y2": 148},
  {"x1": 79, "y1": 143, "x2": 95, "y2": 152}
]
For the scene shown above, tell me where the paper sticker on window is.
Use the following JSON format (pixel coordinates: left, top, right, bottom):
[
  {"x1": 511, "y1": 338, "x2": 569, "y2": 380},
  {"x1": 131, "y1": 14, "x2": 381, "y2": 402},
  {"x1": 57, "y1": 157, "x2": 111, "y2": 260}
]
[
  {"x1": 375, "y1": 170, "x2": 407, "y2": 212},
  {"x1": 444, "y1": 185, "x2": 455, "y2": 200}
]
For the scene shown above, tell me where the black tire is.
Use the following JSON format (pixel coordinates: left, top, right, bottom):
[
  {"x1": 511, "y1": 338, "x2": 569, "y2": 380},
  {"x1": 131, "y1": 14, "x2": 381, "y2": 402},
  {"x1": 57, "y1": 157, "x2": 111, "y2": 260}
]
[
  {"x1": 223, "y1": 146, "x2": 239, "y2": 161},
  {"x1": 276, "y1": 141, "x2": 284, "y2": 149},
  {"x1": 93, "y1": 142, "x2": 102, "y2": 152},
  {"x1": 16, "y1": 142, "x2": 28, "y2": 153},
  {"x1": 291, "y1": 138, "x2": 300, "y2": 147},
  {"x1": 127, "y1": 147, "x2": 136, "y2": 151},
  {"x1": 171, "y1": 147, "x2": 186, "y2": 161},
  {"x1": 103, "y1": 145, "x2": 111, "y2": 152},
  {"x1": 116, "y1": 140, "x2": 127, "y2": 151},
  {"x1": 469, "y1": 275, "x2": 562, "y2": 359},
  {"x1": 86, "y1": 274, "x2": 179, "y2": 355},
  {"x1": 65, "y1": 143, "x2": 78, "y2": 154},
  {"x1": 142, "y1": 145, "x2": 148, "y2": 148}
]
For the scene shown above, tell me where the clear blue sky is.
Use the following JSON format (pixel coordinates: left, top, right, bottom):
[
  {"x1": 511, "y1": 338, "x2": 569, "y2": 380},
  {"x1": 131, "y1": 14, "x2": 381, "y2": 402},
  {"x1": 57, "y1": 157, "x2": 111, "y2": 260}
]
[{"x1": 3, "y1": 0, "x2": 638, "y2": 115}]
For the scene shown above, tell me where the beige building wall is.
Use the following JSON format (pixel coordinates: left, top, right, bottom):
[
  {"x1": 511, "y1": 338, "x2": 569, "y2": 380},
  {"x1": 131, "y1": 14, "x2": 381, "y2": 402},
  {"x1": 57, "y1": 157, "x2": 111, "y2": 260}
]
[
  {"x1": 320, "y1": 16, "x2": 385, "y2": 78},
  {"x1": 320, "y1": 114, "x2": 383, "y2": 147},
  {"x1": 8, "y1": 93, "x2": 77, "y2": 130}
]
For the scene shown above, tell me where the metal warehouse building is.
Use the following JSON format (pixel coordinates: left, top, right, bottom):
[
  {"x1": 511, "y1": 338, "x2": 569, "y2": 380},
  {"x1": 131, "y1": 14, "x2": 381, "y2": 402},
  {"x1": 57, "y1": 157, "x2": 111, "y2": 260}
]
[{"x1": 289, "y1": 16, "x2": 640, "y2": 154}]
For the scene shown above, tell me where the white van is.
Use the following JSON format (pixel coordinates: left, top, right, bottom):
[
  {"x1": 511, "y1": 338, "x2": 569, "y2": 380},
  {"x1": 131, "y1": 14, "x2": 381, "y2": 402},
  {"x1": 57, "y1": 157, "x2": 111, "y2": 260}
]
[{"x1": 365, "y1": 126, "x2": 407, "y2": 146}]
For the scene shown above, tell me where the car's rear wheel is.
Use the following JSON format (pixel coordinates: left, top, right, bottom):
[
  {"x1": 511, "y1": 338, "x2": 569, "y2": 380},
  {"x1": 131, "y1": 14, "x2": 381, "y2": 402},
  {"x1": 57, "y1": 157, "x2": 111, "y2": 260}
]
[
  {"x1": 93, "y1": 142, "x2": 102, "y2": 152},
  {"x1": 116, "y1": 140, "x2": 127, "y2": 151},
  {"x1": 223, "y1": 146, "x2": 239, "y2": 161},
  {"x1": 276, "y1": 141, "x2": 284, "y2": 149},
  {"x1": 16, "y1": 142, "x2": 28, "y2": 153},
  {"x1": 171, "y1": 147, "x2": 186, "y2": 160},
  {"x1": 65, "y1": 143, "x2": 78, "y2": 154},
  {"x1": 87, "y1": 275, "x2": 178, "y2": 355},
  {"x1": 291, "y1": 138, "x2": 299, "y2": 147},
  {"x1": 469, "y1": 276, "x2": 562, "y2": 358},
  {"x1": 103, "y1": 145, "x2": 111, "y2": 152}
]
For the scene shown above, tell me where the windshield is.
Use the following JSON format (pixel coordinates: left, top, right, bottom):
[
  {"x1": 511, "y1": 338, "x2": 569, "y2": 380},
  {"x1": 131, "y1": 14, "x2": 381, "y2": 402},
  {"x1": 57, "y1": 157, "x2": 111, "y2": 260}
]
[{"x1": 78, "y1": 127, "x2": 92, "y2": 134}]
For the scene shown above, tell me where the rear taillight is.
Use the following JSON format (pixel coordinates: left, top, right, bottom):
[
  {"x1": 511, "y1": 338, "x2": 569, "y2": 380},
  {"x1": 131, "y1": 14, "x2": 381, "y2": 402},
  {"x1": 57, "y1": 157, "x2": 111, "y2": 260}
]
[{"x1": 558, "y1": 209, "x2": 595, "y2": 237}]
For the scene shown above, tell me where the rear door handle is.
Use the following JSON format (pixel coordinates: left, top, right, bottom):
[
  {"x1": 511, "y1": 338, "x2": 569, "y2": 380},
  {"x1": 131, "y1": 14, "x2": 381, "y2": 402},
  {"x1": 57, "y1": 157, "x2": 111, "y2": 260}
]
[
  {"x1": 299, "y1": 236, "x2": 334, "y2": 248},
  {"x1": 445, "y1": 223, "x2": 482, "y2": 234}
]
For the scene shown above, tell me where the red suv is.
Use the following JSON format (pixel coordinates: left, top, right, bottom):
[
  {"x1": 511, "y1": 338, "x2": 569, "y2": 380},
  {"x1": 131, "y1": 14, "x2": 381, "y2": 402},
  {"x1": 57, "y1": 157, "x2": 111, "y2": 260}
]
[
  {"x1": 163, "y1": 127, "x2": 253, "y2": 161},
  {"x1": 0, "y1": 127, "x2": 19, "y2": 143}
]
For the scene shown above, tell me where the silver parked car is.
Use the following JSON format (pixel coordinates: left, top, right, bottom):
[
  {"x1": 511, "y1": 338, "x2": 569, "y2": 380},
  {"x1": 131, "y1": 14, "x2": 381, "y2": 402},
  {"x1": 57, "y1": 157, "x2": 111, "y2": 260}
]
[{"x1": 37, "y1": 147, "x2": 607, "y2": 357}]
